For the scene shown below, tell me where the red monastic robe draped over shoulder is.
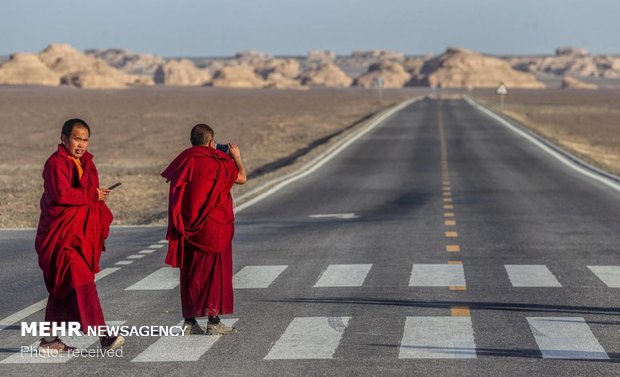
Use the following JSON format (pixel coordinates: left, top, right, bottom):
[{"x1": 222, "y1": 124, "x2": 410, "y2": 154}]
[
  {"x1": 35, "y1": 145, "x2": 112, "y2": 329},
  {"x1": 161, "y1": 146, "x2": 238, "y2": 267},
  {"x1": 162, "y1": 146, "x2": 238, "y2": 317}
]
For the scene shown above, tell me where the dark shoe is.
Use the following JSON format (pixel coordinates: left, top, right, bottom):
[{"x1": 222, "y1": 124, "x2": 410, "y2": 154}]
[
  {"x1": 183, "y1": 321, "x2": 206, "y2": 335},
  {"x1": 38, "y1": 338, "x2": 77, "y2": 356},
  {"x1": 206, "y1": 322, "x2": 237, "y2": 335},
  {"x1": 100, "y1": 335, "x2": 125, "y2": 351}
]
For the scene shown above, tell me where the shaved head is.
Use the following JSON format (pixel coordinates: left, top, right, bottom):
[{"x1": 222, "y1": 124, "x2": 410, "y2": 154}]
[{"x1": 190, "y1": 123, "x2": 214, "y2": 146}]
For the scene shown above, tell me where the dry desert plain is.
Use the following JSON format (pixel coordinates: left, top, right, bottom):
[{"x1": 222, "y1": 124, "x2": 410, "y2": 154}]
[
  {"x1": 0, "y1": 86, "x2": 420, "y2": 228},
  {"x1": 472, "y1": 89, "x2": 620, "y2": 177}
]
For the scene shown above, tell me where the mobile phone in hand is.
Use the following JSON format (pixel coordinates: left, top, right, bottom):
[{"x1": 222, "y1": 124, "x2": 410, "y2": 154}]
[{"x1": 108, "y1": 182, "x2": 122, "y2": 190}]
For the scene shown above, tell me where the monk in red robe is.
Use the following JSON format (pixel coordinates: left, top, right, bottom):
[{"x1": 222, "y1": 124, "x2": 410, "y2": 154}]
[
  {"x1": 35, "y1": 118, "x2": 124, "y2": 354},
  {"x1": 162, "y1": 123, "x2": 247, "y2": 335}
]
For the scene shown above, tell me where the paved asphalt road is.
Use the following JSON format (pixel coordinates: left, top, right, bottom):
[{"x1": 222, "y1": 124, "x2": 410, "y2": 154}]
[{"x1": 1, "y1": 98, "x2": 618, "y2": 376}]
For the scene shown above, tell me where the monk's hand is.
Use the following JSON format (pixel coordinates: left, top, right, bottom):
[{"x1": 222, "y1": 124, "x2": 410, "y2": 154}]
[
  {"x1": 228, "y1": 143, "x2": 241, "y2": 160},
  {"x1": 97, "y1": 188, "x2": 111, "y2": 202}
]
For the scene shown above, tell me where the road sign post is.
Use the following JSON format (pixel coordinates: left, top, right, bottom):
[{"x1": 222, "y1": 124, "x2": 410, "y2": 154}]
[
  {"x1": 496, "y1": 83, "x2": 507, "y2": 109},
  {"x1": 376, "y1": 77, "x2": 384, "y2": 104}
]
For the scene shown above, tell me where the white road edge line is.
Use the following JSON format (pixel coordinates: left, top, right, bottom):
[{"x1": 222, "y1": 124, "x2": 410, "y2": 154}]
[
  {"x1": 234, "y1": 96, "x2": 424, "y2": 213},
  {"x1": 464, "y1": 96, "x2": 620, "y2": 193}
]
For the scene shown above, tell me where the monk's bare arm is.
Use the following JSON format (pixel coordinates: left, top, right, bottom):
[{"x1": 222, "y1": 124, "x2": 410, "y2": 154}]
[
  {"x1": 45, "y1": 159, "x2": 99, "y2": 205},
  {"x1": 228, "y1": 143, "x2": 247, "y2": 185}
]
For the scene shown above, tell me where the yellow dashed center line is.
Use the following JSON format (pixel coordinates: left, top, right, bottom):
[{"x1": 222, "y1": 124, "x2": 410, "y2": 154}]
[
  {"x1": 449, "y1": 286, "x2": 467, "y2": 291},
  {"x1": 445, "y1": 220, "x2": 456, "y2": 226},
  {"x1": 446, "y1": 245, "x2": 461, "y2": 252},
  {"x1": 445, "y1": 231, "x2": 458, "y2": 238},
  {"x1": 451, "y1": 306, "x2": 471, "y2": 316}
]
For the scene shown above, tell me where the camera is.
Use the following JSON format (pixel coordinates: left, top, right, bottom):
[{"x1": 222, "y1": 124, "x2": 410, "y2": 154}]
[{"x1": 216, "y1": 143, "x2": 229, "y2": 153}]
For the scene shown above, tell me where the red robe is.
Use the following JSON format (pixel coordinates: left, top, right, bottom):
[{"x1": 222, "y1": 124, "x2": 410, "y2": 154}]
[
  {"x1": 35, "y1": 145, "x2": 113, "y2": 331},
  {"x1": 162, "y1": 146, "x2": 238, "y2": 317}
]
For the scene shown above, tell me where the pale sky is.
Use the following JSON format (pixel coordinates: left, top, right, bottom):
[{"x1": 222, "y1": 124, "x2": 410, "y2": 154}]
[{"x1": 1, "y1": 0, "x2": 618, "y2": 57}]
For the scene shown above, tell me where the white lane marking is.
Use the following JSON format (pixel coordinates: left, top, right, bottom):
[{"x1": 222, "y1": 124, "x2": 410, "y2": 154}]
[
  {"x1": 409, "y1": 264, "x2": 465, "y2": 287},
  {"x1": 132, "y1": 319, "x2": 237, "y2": 362},
  {"x1": 158, "y1": 240, "x2": 168, "y2": 244},
  {"x1": 233, "y1": 266, "x2": 288, "y2": 289},
  {"x1": 308, "y1": 213, "x2": 359, "y2": 219},
  {"x1": 527, "y1": 317, "x2": 608, "y2": 359},
  {"x1": 1, "y1": 321, "x2": 125, "y2": 364},
  {"x1": 0, "y1": 268, "x2": 119, "y2": 332},
  {"x1": 504, "y1": 265, "x2": 562, "y2": 287},
  {"x1": 126, "y1": 254, "x2": 145, "y2": 259},
  {"x1": 314, "y1": 264, "x2": 372, "y2": 287},
  {"x1": 94, "y1": 268, "x2": 121, "y2": 282},
  {"x1": 148, "y1": 244, "x2": 165, "y2": 249},
  {"x1": 235, "y1": 97, "x2": 423, "y2": 214},
  {"x1": 138, "y1": 249, "x2": 157, "y2": 254},
  {"x1": 0, "y1": 299, "x2": 47, "y2": 332},
  {"x1": 587, "y1": 266, "x2": 620, "y2": 288},
  {"x1": 264, "y1": 317, "x2": 350, "y2": 360},
  {"x1": 115, "y1": 261, "x2": 134, "y2": 266},
  {"x1": 399, "y1": 316, "x2": 476, "y2": 359},
  {"x1": 465, "y1": 96, "x2": 620, "y2": 193},
  {"x1": 125, "y1": 267, "x2": 179, "y2": 290}
]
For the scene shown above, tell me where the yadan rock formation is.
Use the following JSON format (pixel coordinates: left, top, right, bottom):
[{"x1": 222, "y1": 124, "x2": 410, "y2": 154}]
[
  {"x1": 353, "y1": 60, "x2": 411, "y2": 88},
  {"x1": 561, "y1": 76, "x2": 598, "y2": 89},
  {"x1": 300, "y1": 62, "x2": 352, "y2": 87},
  {"x1": 210, "y1": 65, "x2": 268, "y2": 88},
  {"x1": 307, "y1": 50, "x2": 336, "y2": 62},
  {"x1": 39, "y1": 44, "x2": 150, "y2": 88},
  {"x1": 411, "y1": 47, "x2": 545, "y2": 88},
  {"x1": 509, "y1": 47, "x2": 620, "y2": 79},
  {"x1": 153, "y1": 59, "x2": 212, "y2": 86},
  {"x1": 0, "y1": 53, "x2": 60, "y2": 86},
  {"x1": 86, "y1": 48, "x2": 165, "y2": 76}
]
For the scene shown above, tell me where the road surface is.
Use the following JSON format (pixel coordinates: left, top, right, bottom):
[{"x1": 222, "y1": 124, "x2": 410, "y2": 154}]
[{"x1": 1, "y1": 97, "x2": 618, "y2": 376}]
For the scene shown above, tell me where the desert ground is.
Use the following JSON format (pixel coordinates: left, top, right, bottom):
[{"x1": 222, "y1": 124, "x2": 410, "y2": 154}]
[
  {"x1": 0, "y1": 86, "x2": 419, "y2": 228},
  {"x1": 472, "y1": 89, "x2": 620, "y2": 177}
]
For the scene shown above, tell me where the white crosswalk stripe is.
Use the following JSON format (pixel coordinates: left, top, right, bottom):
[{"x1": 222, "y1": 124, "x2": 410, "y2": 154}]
[
  {"x1": 399, "y1": 316, "x2": 476, "y2": 359},
  {"x1": 587, "y1": 266, "x2": 620, "y2": 288},
  {"x1": 233, "y1": 265, "x2": 288, "y2": 289},
  {"x1": 125, "y1": 267, "x2": 179, "y2": 290},
  {"x1": 527, "y1": 317, "x2": 608, "y2": 359},
  {"x1": 132, "y1": 319, "x2": 238, "y2": 362},
  {"x1": 1, "y1": 321, "x2": 125, "y2": 364},
  {"x1": 409, "y1": 264, "x2": 466, "y2": 287},
  {"x1": 314, "y1": 264, "x2": 372, "y2": 287},
  {"x1": 505, "y1": 265, "x2": 561, "y2": 287},
  {"x1": 264, "y1": 317, "x2": 350, "y2": 359}
]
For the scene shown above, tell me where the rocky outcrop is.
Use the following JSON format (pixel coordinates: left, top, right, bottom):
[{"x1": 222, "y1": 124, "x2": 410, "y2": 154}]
[
  {"x1": 300, "y1": 62, "x2": 352, "y2": 87},
  {"x1": 350, "y1": 50, "x2": 405, "y2": 61},
  {"x1": 256, "y1": 58, "x2": 300, "y2": 79},
  {"x1": 402, "y1": 57, "x2": 425, "y2": 76},
  {"x1": 353, "y1": 60, "x2": 411, "y2": 88},
  {"x1": 153, "y1": 59, "x2": 212, "y2": 86},
  {"x1": 85, "y1": 48, "x2": 165, "y2": 76},
  {"x1": 509, "y1": 47, "x2": 620, "y2": 79},
  {"x1": 307, "y1": 50, "x2": 336, "y2": 62},
  {"x1": 0, "y1": 53, "x2": 60, "y2": 86},
  {"x1": 233, "y1": 50, "x2": 272, "y2": 65},
  {"x1": 39, "y1": 43, "x2": 150, "y2": 88},
  {"x1": 411, "y1": 47, "x2": 545, "y2": 88},
  {"x1": 561, "y1": 76, "x2": 598, "y2": 89},
  {"x1": 210, "y1": 65, "x2": 268, "y2": 88}
]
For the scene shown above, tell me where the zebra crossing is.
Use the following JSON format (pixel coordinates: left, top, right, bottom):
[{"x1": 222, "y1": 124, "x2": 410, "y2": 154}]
[
  {"x1": 2, "y1": 315, "x2": 611, "y2": 363},
  {"x1": 123, "y1": 262, "x2": 620, "y2": 290}
]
